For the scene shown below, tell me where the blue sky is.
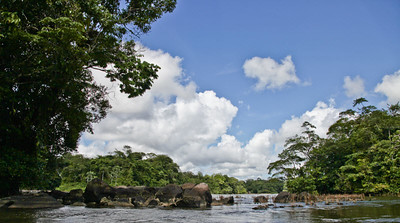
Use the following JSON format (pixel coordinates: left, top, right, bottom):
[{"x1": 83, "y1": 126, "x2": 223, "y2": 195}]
[
  {"x1": 79, "y1": 0, "x2": 400, "y2": 179},
  {"x1": 140, "y1": 0, "x2": 400, "y2": 140}
]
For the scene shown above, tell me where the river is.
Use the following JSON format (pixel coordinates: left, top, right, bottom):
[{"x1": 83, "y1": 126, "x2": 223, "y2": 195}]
[{"x1": 1, "y1": 194, "x2": 399, "y2": 222}]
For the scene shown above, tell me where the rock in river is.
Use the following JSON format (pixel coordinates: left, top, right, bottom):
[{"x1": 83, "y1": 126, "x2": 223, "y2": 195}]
[
  {"x1": 83, "y1": 178, "x2": 116, "y2": 204},
  {"x1": 0, "y1": 192, "x2": 63, "y2": 209}
]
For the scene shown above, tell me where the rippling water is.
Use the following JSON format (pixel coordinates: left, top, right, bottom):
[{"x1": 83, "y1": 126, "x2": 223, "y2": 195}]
[{"x1": 1, "y1": 195, "x2": 400, "y2": 223}]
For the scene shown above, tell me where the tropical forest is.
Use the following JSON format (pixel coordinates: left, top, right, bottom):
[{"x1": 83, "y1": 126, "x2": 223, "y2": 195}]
[{"x1": 268, "y1": 98, "x2": 400, "y2": 195}]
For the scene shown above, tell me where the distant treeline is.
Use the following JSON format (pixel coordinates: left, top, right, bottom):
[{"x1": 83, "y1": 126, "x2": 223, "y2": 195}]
[
  {"x1": 56, "y1": 147, "x2": 283, "y2": 194},
  {"x1": 268, "y1": 98, "x2": 400, "y2": 195}
]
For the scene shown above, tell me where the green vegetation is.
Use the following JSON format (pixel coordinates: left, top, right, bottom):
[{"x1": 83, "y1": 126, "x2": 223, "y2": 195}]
[
  {"x1": 56, "y1": 146, "x2": 283, "y2": 194},
  {"x1": 268, "y1": 98, "x2": 400, "y2": 195},
  {"x1": 245, "y1": 178, "x2": 284, "y2": 194},
  {"x1": 58, "y1": 146, "x2": 180, "y2": 191},
  {"x1": 0, "y1": 0, "x2": 176, "y2": 196}
]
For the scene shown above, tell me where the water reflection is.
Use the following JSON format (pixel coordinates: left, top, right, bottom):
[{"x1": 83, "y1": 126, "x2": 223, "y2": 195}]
[{"x1": 310, "y1": 198, "x2": 400, "y2": 222}]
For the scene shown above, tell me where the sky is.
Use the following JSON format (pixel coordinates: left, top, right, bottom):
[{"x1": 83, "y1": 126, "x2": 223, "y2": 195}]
[{"x1": 78, "y1": 0, "x2": 400, "y2": 180}]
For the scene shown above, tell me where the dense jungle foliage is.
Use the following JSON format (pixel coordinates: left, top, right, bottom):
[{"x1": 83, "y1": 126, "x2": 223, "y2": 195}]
[
  {"x1": 0, "y1": 0, "x2": 176, "y2": 196},
  {"x1": 55, "y1": 146, "x2": 283, "y2": 194},
  {"x1": 268, "y1": 98, "x2": 400, "y2": 195}
]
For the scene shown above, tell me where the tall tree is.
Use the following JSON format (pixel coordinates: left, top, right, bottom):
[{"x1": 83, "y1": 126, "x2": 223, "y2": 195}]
[
  {"x1": 270, "y1": 98, "x2": 400, "y2": 194},
  {"x1": 0, "y1": 0, "x2": 176, "y2": 196}
]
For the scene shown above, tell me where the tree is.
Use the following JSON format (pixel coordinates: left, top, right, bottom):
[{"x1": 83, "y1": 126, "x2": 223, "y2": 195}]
[
  {"x1": 267, "y1": 121, "x2": 320, "y2": 181},
  {"x1": 271, "y1": 98, "x2": 400, "y2": 194},
  {"x1": 0, "y1": 0, "x2": 176, "y2": 196}
]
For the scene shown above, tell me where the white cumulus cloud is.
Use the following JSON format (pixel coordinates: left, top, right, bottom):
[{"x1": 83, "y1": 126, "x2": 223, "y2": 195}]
[
  {"x1": 343, "y1": 75, "x2": 365, "y2": 98},
  {"x1": 78, "y1": 45, "x2": 341, "y2": 180},
  {"x1": 243, "y1": 55, "x2": 300, "y2": 90},
  {"x1": 196, "y1": 100, "x2": 340, "y2": 179},
  {"x1": 79, "y1": 45, "x2": 238, "y2": 171},
  {"x1": 375, "y1": 70, "x2": 400, "y2": 104}
]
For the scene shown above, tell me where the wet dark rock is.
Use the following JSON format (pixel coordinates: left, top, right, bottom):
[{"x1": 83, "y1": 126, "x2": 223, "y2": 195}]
[
  {"x1": 131, "y1": 196, "x2": 146, "y2": 207},
  {"x1": 70, "y1": 201, "x2": 86, "y2": 206},
  {"x1": 274, "y1": 192, "x2": 296, "y2": 203},
  {"x1": 252, "y1": 204, "x2": 269, "y2": 210},
  {"x1": 155, "y1": 184, "x2": 183, "y2": 203},
  {"x1": 177, "y1": 183, "x2": 212, "y2": 208},
  {"x1": 253, "y1": 195, "x2": 269, "y2": 203},
  {"x1": 144, "y1": 198, "x2": 160, "y2": 208},
  {"x1": 83, "y1": 178, "x2": 116, "y2": 204},
  {"x1": 212, "y1": 196, "x2": 234, "y2": 206},
  {"x1": 63, "y1": 189, "x2": 84, "y2": 205},
  {"x1": 223, "y1": 196, "x2": 235, "y2": 205},
  {"x1": 48, "y1": 190, "x2": 68, "y2": 200},
  {"x1": 0, "y1": 192, "x2": 63, "y2": 209}
]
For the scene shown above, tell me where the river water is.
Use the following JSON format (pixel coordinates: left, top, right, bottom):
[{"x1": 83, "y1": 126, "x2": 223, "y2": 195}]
[{"x1": 1, "y1": 194, "x2": 399, "y2": 222}]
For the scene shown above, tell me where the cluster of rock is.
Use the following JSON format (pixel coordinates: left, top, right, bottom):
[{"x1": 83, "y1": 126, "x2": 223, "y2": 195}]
[
  {"x1": 251, "y1": 191, "x2": 365, "y2": 210},
  {"x1": 273, "y1": 191, "x2": 317, "y2": 203},
  {"x1": 211, "y1": 196, "x2": 234, "y2": 206},
  {"x1": 252, "y1": 192, "x2": 316, "y2": 210},
  {"x1": 68, "y1": 179, "x2": 213, "y2": 208},
  {"x1": 1, "y1": 179, "x2": 216, "y2": 209}
]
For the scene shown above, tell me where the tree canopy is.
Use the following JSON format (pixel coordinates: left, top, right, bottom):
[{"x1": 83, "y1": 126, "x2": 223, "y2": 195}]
[
  {"x1": 0, "y1": 0, "x2": 176, "y2": 196},
  {"x1": 268, "y1": 98, "x2": 400, "y2": 195},
  {"x1": 56, "y1": 148, "x2": 283, "y2": 194}
]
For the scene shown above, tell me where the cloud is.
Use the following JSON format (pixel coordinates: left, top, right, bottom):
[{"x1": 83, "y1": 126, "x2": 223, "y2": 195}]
[
  {"x1": 375, "y1": 70, "x2": 400, "y2": 104},
  {"x1": 79, "y1": 45, "x2": 238, "y2": 168},
  {"x1": 343, "y1": 75, "x2": 365, "y2": 98},
  {"x1": 243, "y1": 55, "x2": 300, "y2": 90},
  {"x1": 78, "y1": 45, "x2": 340, "y2": 180},
  {"x1": 191, "y1": 100, "x2": 340, "y2": 179}
]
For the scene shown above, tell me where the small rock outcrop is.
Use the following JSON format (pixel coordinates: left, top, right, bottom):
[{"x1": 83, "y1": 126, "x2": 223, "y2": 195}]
[
  {"x1": 0, "y1": 192, "x2": 63, "y2": 209},
  {"x1": 212, "y1": 196, "x2": 234, "y2": 206},
  {"x1": 253, "y1": 195, "x2": 269, "y2": 203}
]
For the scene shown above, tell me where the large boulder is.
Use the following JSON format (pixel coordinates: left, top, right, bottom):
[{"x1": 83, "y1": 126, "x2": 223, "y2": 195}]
[
  {"x1": 177, "y1": 183, "x2": 212, "y2": 208},
  {"x1": 83, "y1": 178, "x2": 116, "y2": 204},
  {"x1": 155, "y1": 184, "x2": 183, "y2": 204},
  {"x1": 274, "y1": 192, "x2": 296, "y2": 203},
  {"x1": 0, "y1": 192, "x2": 63, "y2": 209}
]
